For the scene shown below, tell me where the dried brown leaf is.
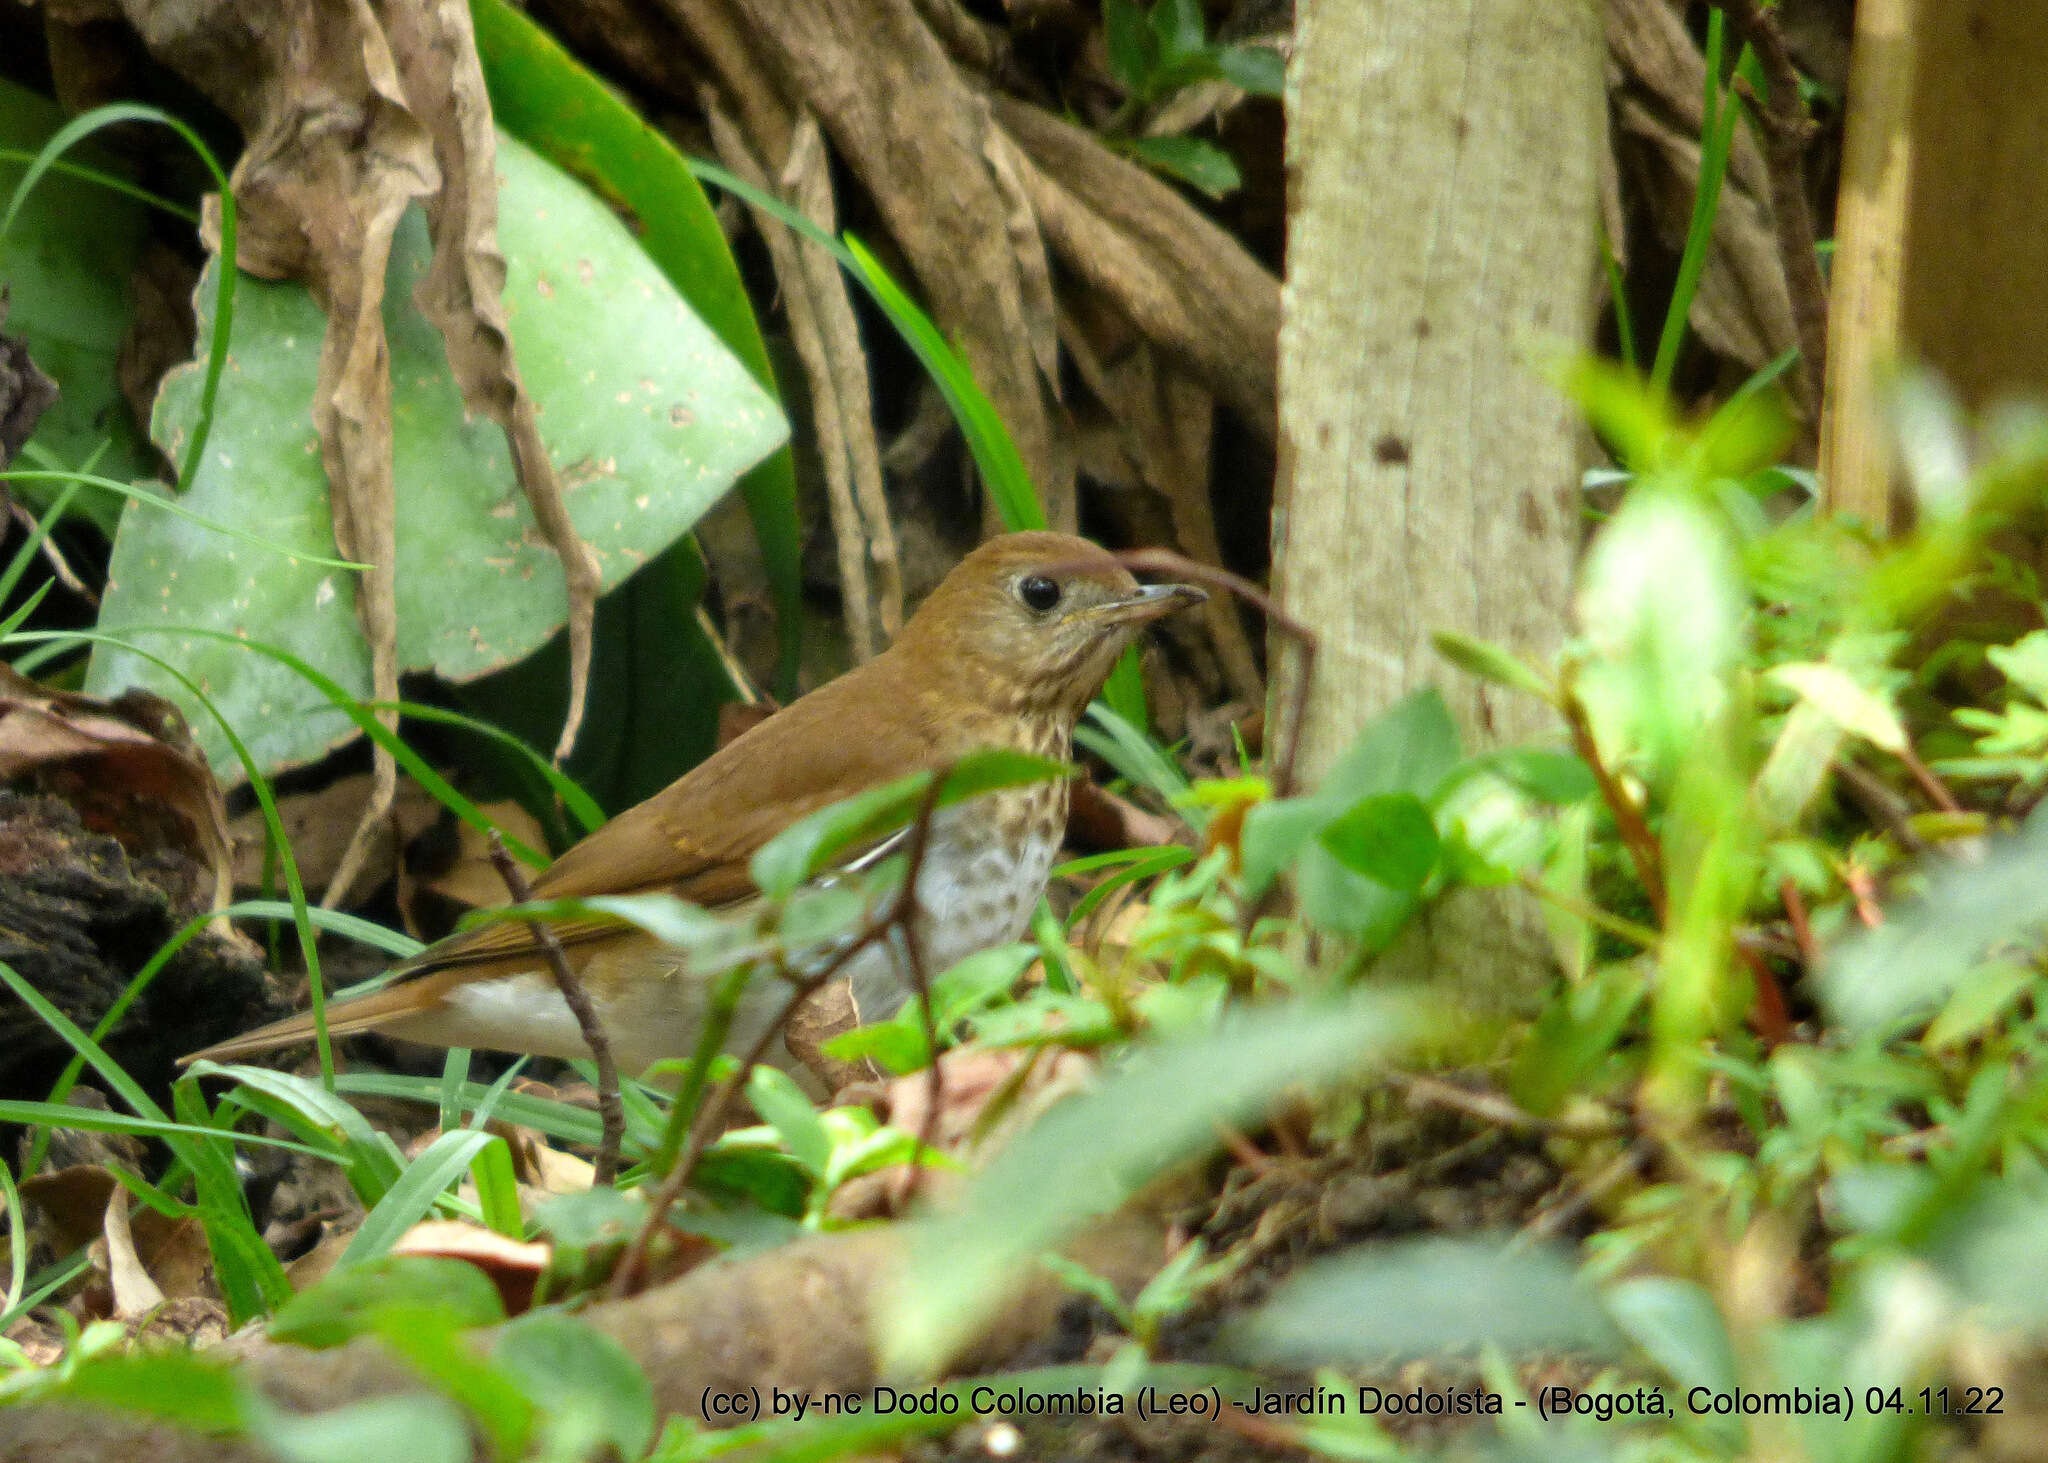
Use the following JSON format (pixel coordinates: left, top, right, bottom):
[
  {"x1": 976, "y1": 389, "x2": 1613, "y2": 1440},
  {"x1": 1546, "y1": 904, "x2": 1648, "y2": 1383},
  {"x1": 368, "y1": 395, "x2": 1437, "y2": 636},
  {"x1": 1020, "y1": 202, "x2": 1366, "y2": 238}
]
[{"x1": 0, "y1": 664, "x2": 238, "y2": 919}]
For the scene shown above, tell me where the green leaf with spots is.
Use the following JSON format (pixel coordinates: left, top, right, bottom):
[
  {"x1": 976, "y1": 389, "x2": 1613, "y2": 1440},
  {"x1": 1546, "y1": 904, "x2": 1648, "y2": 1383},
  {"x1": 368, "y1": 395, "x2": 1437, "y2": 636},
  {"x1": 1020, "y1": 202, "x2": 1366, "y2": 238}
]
[{"x1": 85, "y1": 131, "x2": 787, "y2": 776}]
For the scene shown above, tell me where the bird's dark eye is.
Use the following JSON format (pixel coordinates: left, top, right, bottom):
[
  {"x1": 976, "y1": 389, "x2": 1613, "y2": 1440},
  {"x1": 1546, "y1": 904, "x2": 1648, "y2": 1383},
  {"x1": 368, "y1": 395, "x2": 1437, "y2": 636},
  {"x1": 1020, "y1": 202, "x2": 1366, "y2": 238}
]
[{"x1": 1017, "y1": 575, "x2": 1062, "y2": 613}]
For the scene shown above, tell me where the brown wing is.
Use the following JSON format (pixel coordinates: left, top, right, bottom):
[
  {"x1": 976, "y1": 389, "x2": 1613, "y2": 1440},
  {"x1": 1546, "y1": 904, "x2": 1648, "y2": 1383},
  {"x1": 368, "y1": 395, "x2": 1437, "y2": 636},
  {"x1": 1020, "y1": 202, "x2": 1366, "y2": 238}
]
[{"x1": 390, "y1": 649, "x2": 946, "y2": 977}]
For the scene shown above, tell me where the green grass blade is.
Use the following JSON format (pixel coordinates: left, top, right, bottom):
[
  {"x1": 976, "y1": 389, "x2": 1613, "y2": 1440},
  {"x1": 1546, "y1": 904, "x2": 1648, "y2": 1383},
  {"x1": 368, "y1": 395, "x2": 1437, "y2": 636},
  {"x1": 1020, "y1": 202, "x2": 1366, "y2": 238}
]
[
  {"x1": 195, "y1": 1062, "x2": 406, "y2": 1205},
  {"x1": 679, "y1": 156, "x2": 1047, "y2": 533},
  {"x1": 171, "y1": 1078, "x2": 291, "y2": 1319},
  {"x1": 0, "y1": 101, "x2": 237, "y2": 495},
  {"x1": 0, "y1": 147, "x2": 197, "y2": 222},
  {"x1": 0, "y1": 471, "x2": 368, "y2": 571},
  {"x1": 24, "y1": 901, "x2": 420, "y2": 1177},
  {"x1": 0, "y1": 478, "x2": 79, "y2": 613},
  {"x1": 339, "y1": 1129, "x2": 498, "y2": 1266},
  {"x1": 1650, "y1": 17, "x2": 1748, "y2": 396},
  {"x1": 339, "y1": 1073, "x2": 605, "y2": 1148},
  {"x1": 365, "y1": 698, "x2": 602, "y2": 834},
  {"x1": 0, "y1": 957, "x2": 171, "y2": 1125},
  {"x1": 0, "y1": 1101, "x2": 328, "y2": 1154},
  {"x1": 0, "y1": 1250, "x2": 90, "y2": 1334},
  {"x1": 0, "y1": 1156, "x2": 23, "y2": 1316},
  {"x1": 470, "y1": 1136, "x2": 524, "y2": 1238},
  {"x1": 842, "y1": 236, "x2": 1045, "y2": 532}
]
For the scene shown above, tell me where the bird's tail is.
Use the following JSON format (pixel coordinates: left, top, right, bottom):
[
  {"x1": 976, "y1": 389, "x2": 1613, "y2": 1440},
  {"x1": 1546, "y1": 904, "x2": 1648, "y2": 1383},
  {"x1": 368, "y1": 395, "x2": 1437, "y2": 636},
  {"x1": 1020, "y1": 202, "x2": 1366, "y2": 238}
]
[{"x1": 179, "y1": 975, "x2": 451, "y2": 1066}]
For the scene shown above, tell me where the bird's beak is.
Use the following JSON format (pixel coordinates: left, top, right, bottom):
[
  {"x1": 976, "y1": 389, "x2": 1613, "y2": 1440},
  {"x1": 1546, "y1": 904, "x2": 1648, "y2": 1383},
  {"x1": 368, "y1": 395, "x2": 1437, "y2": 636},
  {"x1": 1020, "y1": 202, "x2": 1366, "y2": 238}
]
[{"x1": 1097, "y1": 581, "x2": 1207, "y2": 625}]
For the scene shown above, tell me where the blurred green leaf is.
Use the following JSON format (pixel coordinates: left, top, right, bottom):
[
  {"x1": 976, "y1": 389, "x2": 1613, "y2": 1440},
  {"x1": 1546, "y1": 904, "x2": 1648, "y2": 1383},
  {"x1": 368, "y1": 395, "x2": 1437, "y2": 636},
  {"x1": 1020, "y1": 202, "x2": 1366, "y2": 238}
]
[
  {"x1": 1239, "y1": 690, "x2": 1461, "y2": 941},
  {"x1": 1824, "y1": 807, "x2": 2048, "y2": 1030},
  {"x1": 253, "y1": 1394, "x2": 471, "y2": 1463},
  {"x1": 1225, "y1": 1237, "x2": 1618, "y2": 1362},
  {"x1": 1151, "y1": 0, "x2": 1206, "y2": 62},
  {"x1": 1463, "y1": 748, "x2": 1597, "y2": 805},
  {"x1": 1431, "y1": 630, "x2": 1554, "y2": 701},
  {"x1": 270, "y1": 1255, "x2": 506, "y2": 1349},
  {"x1": 1577, "y1": 488, "x2": 1743, "y2": 782},
  {"x1": 46, "y1": 1353, "x2": 248, "y2": 1431},
  {"x1": 1216, "y1": 44, "x2": 1287, "y2": 97},
  {"x1": 1318, "y1": 793, "x2": 1440, "y2": 893},
  {"x1": 1123, "y1": 135, "x2": 1241, "y2": 199},
  {"x1": 1768, "y1": 662, "x2": 1907, "y2": 754},
  {"x1": 1606, "y1": 1277, "x2": 1739, "y2": 1398},
  {"x1": 1509, "y1": 962, "x2": 1647, "y2": 1115},
  {"x1": 493, "y1": 1312, "x2": 656, "y2": 1463},
  {"x1": 746, "y1": 1065, "x2": 832, "y2": 1177},
  {"x1": 1104, "y1": 0, "x2": 1156, "y2": 92},
  {"x1": 882, "y1": 991, "x2": 1424, "y2": 1373}
]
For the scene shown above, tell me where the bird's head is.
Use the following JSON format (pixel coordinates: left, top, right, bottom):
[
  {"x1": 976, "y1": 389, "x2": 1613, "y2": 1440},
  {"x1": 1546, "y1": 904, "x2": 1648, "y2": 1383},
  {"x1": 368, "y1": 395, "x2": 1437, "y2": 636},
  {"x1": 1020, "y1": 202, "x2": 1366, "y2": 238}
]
[{"x1": 894, "y1": 532, "x2": 1206, "y2": 720}]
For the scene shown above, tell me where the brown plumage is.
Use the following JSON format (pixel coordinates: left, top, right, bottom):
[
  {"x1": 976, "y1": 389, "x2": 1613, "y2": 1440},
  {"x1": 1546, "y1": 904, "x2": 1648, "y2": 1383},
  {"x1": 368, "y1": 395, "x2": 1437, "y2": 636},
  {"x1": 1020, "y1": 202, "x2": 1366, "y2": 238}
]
[{"x1": 184, "y1": 533, "x2": 1202, "y2": 1075}]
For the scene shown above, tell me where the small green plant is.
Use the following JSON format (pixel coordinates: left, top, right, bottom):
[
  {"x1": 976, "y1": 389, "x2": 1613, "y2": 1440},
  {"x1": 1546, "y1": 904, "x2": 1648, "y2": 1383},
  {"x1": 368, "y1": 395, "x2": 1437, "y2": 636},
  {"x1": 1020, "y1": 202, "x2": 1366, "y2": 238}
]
[{"x1": 1101, "y1": 0, "x2": 1284, "y2": 197}]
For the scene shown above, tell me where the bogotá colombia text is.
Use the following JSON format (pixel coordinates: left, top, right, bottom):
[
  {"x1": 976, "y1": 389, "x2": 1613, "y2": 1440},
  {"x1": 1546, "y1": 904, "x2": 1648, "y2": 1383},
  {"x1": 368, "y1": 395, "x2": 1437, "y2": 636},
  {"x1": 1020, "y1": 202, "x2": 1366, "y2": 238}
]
[{"x1": 703, "y1": 1382, "x2": 2006, "y2": 1425}]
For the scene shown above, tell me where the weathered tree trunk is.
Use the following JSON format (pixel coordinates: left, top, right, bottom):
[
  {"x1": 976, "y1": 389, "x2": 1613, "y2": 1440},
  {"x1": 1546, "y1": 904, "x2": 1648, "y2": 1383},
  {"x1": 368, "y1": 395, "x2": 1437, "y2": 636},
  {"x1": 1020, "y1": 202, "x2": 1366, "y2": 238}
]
[
  {"x1": 1271, "y1": 0, "x2": 1602, "y2": 1001},
  {"x1": 1822, "y1": 0, "x2": 2048, "y2": 532}
]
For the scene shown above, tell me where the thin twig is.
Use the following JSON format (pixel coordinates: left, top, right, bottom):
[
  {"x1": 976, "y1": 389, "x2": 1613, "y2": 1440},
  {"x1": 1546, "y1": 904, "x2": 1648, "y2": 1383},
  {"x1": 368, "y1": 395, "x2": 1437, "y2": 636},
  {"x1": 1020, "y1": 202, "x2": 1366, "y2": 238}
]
[
  {"x1": 609, "y1": 767, "x2": 956, "y2": 1297},
  {"x1": 1383, "y1": 1070, "x2": 1555, "y2": 1135},
  {"x1": 1733, "y1": 939, "x2": 1793, "y2": 1047},
  {"x1": 1116, "y1": 548, "x2": 1319, "y2": 798},
  {"x1": 1557, "y1": 671, "x2": 1667, "y2": 924},
  {"x1": 486, "y1": 833, "x2": 623, "y2": 1185},
  {"x1": 1896, "y1": 742, "x2": 1963, "y2": 814},
  {"x1": 1835, "y1": 758, "x2": 1926, "y2": 853},
  {"x1": 1720, "y1": 0, "x2": 1828, "y2": 420},
  {"x1": 7, "y1": 500, "x2": 93, "y2": 602},
  {"x1": 1779, "y1": 876, "x2": 1818, "y2": 970},
  {"x1": 1523, "y1": 1136, "x2": 1657, "y2": 1242}
]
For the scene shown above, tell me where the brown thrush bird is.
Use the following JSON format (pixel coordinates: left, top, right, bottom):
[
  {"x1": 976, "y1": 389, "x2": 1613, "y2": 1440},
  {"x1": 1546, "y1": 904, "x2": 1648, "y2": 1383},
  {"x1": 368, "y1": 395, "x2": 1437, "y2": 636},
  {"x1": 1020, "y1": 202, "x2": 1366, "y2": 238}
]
[{"x1": 186, "y1": 532, "x2": 1203, "y2": 1076}]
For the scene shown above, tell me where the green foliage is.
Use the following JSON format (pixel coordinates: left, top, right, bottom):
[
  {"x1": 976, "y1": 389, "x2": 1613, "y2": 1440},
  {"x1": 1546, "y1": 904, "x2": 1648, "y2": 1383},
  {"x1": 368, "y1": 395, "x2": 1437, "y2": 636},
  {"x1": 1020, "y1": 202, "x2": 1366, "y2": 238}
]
[
  {"x1": 85, "y1": 134, "x2": 787, "y2": 776},
  {"x1": 471, "y1": 0, "x2": 805, "y2": 696},
  {"x1": 0, "y1": 82, "x2": 160, "y2": 512},
  {"x1": 1100, "y1": 0, "x2": 1283, "y2": 197}
]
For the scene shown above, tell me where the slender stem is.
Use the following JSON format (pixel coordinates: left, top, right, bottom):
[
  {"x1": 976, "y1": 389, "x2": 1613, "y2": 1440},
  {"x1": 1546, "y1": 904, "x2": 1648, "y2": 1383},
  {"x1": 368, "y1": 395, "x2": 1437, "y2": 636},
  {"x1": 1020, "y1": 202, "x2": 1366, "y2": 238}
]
[
  {"x1": 485, "y1": 834, "x2": 623, "y2": 1185},
  {"x1": 1517, "y1": 873, "x2": 1662, "y2": 951},
  {"x1": 1778, "y1": 876, "x2": 1818, "y2": 970},
  {"x1": 1558, "y1": 672, "x2": 1668, "y2": 924},
  {"x1": 1895, "y1": 741, "x2": 1963, "y2": 814}
]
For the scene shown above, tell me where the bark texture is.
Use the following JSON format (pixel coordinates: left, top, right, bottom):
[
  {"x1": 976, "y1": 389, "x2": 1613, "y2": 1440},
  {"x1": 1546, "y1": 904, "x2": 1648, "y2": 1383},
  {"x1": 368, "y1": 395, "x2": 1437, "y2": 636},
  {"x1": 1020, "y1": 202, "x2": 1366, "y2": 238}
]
[{"x1": 1271, "y1": 0, "x2": 1602, "y2": 1001}]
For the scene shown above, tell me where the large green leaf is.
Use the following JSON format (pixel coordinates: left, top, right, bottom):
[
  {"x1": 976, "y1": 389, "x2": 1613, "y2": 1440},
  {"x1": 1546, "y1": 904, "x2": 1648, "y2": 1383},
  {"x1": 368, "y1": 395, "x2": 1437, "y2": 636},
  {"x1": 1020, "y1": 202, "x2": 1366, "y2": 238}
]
[
  {"x1": 86, "y1": 131, "x2": 787, "y2": 775},
  {"x1": 0, "y1": 80, "x2": 154, "y2": 517},
  {"x1": 471, "y1": 0, "x2": 805, "y2": 696}
]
